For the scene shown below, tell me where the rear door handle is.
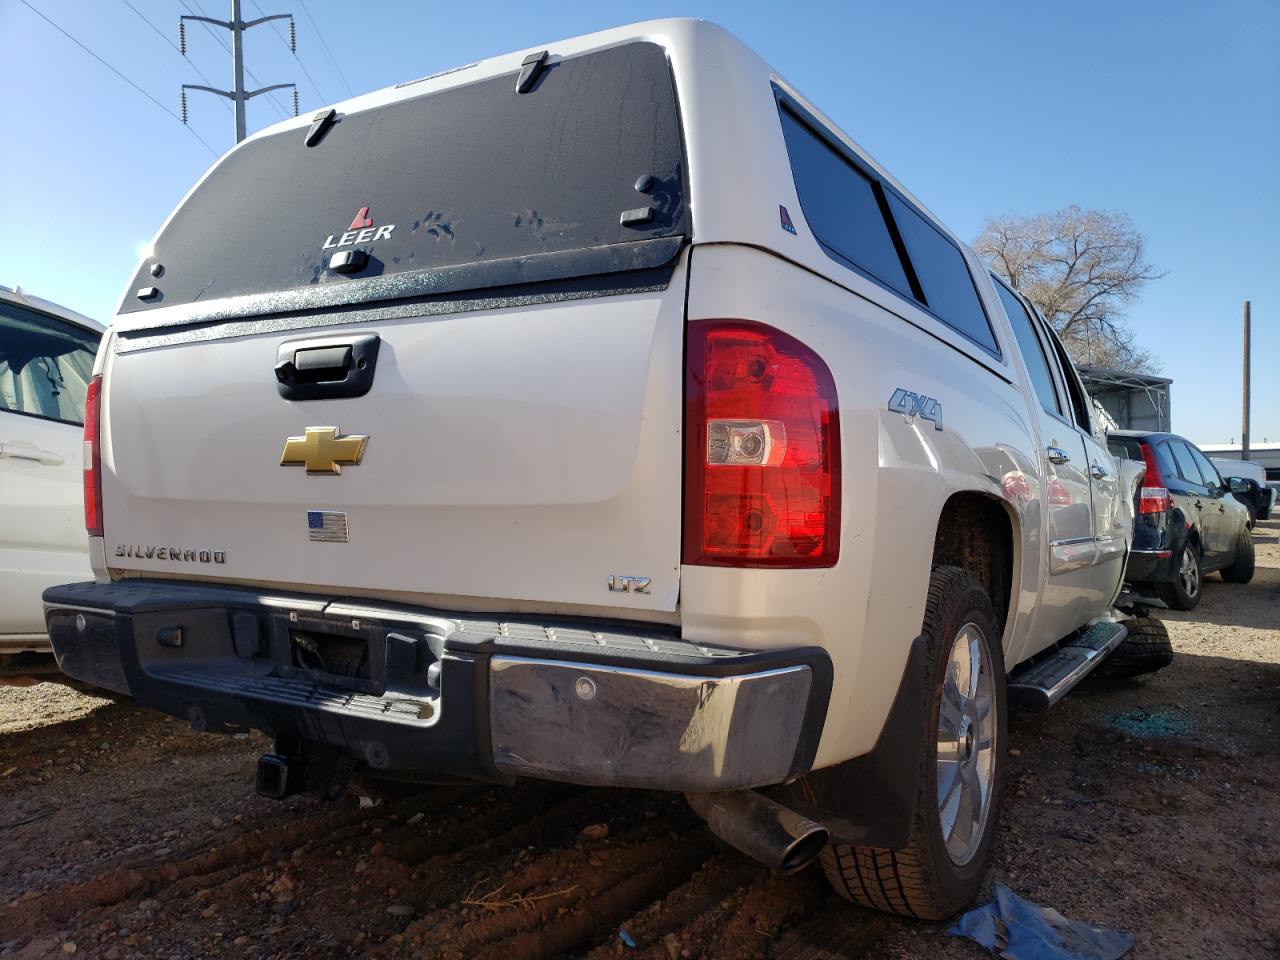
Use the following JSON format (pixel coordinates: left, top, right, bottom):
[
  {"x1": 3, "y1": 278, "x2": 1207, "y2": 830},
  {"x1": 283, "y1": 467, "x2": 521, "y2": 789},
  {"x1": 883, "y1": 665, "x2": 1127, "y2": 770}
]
[
  {"x1": 1194, "y1": 500, "x2": 1203, "y2": 510},
  {"x1": 0, "y1": 442, "x2": 64, "y2": 465},
  {"x1": 1089, "y1": 463, "x2": 1109, "y2": 480},
  {"x1": 1046, "y1": 446, "x2": 1071, "y2": 465}
]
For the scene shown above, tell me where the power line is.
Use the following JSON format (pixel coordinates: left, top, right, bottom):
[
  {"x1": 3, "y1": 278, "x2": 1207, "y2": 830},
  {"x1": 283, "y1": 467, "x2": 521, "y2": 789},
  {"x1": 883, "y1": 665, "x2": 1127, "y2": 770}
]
[
  {"x1": 118, "y1": 0, "x2": 232, "y2": 115},
  {"x1": 297, "y1": 0, "x2": 353, "y2": 98},
  {"x1": 249, "y1": 0, "x2": 327, "y2": 103},
  {"x1": 179, "y1": 0, "x2": 290, "y2": 120},
  {"x1": 19, "y1": 0, "x2": 217, "y2": 157}
]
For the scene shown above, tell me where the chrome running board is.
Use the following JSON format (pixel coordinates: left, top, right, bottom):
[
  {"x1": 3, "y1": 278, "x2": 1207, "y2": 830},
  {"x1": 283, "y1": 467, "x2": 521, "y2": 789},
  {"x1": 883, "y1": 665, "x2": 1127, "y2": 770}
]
[{"x1": 1008, "y1": 619, "x2": 1128, "y2": 712}]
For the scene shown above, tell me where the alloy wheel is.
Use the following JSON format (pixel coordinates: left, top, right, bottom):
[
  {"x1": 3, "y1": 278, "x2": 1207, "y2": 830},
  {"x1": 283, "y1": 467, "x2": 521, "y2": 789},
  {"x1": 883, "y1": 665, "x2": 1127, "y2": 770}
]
[
  {"x1": 1179, "y1": 548, "x2": 1200, "y2": 598},
  {"x1": 936, "y1": 622, "x2": 997, "y2": 867}
]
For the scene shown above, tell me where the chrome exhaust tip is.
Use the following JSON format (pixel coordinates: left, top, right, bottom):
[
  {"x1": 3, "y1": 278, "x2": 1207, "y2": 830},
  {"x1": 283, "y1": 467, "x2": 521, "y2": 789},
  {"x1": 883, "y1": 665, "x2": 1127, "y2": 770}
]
[{"x1": 686, "y1": 789, "x2": 829, "y2": 874}]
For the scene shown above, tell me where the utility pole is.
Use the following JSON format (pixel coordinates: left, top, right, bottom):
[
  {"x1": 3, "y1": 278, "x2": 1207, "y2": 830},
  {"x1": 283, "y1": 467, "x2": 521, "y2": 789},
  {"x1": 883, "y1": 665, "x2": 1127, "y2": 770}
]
[
  {"x1": 179, "y1": 0, "x2": 297, "y2": 144},
  {"x1": 1242, "y1": 300, "x2": 1252, "y2": 462}
]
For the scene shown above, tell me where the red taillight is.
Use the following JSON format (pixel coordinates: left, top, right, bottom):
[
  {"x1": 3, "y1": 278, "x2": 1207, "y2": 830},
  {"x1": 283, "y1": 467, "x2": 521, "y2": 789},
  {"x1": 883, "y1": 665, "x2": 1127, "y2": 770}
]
[
  {"x1": 1136, "y1": 442, "x2": 1170, "y2": 515},
  {"x1": 83, "y1": 374, "x2": 103, "y2": 536},
  {"x1": 1139, "y1": 441, "x2": 1164, "y2": 487},
  {"x1": 1138, "y1": 486, "x2": 1172, "y2": 515},
  {"x1": 683, "y1": 320, "x2": 840, "y2": 567}
]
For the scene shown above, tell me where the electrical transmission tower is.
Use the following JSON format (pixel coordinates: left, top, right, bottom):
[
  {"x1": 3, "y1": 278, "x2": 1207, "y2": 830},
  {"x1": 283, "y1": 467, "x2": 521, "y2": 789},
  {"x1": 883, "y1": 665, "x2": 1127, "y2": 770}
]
[{"x1": 179, "y1": 0, "x2": 297, "y2": 144}]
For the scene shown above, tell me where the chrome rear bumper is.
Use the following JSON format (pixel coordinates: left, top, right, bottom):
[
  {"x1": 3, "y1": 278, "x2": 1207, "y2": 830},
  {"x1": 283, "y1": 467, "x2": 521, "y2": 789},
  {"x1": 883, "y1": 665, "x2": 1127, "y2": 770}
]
[
  {"x1": 44, "y1": 580, "x2": 831, "y2": 791},
  {"x1": 490, "y1": 657, "x2": 813, "y2": 790}
]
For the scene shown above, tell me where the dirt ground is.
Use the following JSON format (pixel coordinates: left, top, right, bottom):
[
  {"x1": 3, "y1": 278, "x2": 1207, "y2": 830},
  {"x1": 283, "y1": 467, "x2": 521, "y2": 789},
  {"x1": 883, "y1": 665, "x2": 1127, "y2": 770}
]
[{"x1": 2, "y1": 522, "x2": 1277, "y2": 960}]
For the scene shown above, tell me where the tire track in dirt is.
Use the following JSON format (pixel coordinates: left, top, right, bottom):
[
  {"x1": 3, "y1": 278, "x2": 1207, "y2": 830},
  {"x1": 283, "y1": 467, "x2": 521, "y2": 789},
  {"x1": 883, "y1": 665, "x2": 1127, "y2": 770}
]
[
  {"x1": 241, "y1": 785, "x2": 678, "y2": 956},
  {"x1": 2, "y1": 726, "x2": 881, "y2": 960},
  {"x1": 389, "y1": 789, "x2": 669, "y2": 911},
  {"x1": 395, "y1": 821, "x2": 717, "y2": 960},
  {"x1": 386, "y1": 780, "x2": 584, "y2": 866},
  {"x1": 771, "y1": 904, "x2": 890, "y2": 959},
  {"x1": 579, "y1": 853, "x2": 760, "y2": 959},
  {"x1": 0, "y1": 801, "x2": 382, "y2": 935},
  {"x1": 0, "y1": 691, "x2": 947, "y2": 960},
  {"x1": 3, "y1": 693, "x2": 885, "y2": 959}
]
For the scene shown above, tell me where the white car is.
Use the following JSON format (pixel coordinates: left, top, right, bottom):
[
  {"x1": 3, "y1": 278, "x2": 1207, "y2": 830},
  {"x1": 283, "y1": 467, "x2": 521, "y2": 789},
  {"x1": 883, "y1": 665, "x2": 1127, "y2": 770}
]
[
  {"x1": 45, "y1": 21, "x2": 1163, "y2": 919},
  {"x1": 0, "y1": 286, "x2": 103, "y2": 664}
]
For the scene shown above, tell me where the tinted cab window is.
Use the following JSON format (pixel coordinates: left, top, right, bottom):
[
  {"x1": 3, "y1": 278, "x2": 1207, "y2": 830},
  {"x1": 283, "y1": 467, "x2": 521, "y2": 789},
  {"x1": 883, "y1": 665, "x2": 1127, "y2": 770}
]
[
  {"x1": 1040, "y1": 321, "x2": 1093, "y2": 432},
  {"x1": 992, "y1": 278, "x2": 1060, "y2": 417},
  {"x1": 887, "y1": 195, "x2": 997, "y2": 354}
]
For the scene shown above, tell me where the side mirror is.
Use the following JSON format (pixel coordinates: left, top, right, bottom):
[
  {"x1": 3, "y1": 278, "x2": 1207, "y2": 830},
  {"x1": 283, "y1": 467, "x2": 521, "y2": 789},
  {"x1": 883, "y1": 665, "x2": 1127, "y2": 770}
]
[{"x1": 1228, "y1": 477, "x2": 1250, "y2": 494}]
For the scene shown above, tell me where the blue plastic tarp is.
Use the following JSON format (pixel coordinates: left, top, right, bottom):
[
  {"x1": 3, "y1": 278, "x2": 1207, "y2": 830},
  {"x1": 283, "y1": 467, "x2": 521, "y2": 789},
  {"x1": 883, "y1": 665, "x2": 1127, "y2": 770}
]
[{"x1": 949, "y1": 884, "x2": 1134, "y2": 960}]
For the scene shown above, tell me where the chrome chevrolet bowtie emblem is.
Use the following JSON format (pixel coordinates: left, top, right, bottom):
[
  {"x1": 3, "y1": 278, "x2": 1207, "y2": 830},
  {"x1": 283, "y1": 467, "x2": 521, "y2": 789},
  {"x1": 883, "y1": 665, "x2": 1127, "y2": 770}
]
[{"x1": 280, "y1": 426, "x2": 368, "y2": 475}]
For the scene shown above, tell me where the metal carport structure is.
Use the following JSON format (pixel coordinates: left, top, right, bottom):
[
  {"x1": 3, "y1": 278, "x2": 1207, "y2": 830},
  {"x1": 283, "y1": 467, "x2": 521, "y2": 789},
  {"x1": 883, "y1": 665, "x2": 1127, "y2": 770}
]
[{"x1": 1078, "y1": 365, "x2": 1172, "y2": 433}]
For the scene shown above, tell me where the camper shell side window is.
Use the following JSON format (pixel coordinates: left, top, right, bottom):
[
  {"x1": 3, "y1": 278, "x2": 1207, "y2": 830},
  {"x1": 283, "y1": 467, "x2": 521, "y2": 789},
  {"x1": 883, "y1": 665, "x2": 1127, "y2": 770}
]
[{"x1": 775, "y1": 91, "x2": 1000, "y2": 361}]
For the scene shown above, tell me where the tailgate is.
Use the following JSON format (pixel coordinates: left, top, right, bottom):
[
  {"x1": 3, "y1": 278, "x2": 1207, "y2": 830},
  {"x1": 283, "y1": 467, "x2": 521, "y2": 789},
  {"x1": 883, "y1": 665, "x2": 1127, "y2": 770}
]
[{"x1": 101, "y1": 270, "x2": 686, "y2": 612}]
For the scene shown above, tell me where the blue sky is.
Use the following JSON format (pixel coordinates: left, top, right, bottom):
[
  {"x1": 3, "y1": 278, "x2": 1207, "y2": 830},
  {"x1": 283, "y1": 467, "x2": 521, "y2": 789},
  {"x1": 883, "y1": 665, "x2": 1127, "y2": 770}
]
[{"x1": 2, "y1": 0, "x2": 1277, "y2": 444}]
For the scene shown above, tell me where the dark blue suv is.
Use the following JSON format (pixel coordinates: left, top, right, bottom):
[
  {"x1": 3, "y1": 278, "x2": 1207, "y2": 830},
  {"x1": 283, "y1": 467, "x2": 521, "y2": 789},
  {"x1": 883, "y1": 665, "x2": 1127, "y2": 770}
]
[{"x1": 1107, "y1": 431, "x2": 1255, "y2": 610}]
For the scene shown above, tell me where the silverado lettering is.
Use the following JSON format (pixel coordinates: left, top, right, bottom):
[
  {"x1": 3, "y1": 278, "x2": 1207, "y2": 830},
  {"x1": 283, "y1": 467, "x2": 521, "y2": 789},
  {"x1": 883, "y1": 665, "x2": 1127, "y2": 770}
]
[{"x1": 114, "y1": 545, "x2": 226, "y2": 563}]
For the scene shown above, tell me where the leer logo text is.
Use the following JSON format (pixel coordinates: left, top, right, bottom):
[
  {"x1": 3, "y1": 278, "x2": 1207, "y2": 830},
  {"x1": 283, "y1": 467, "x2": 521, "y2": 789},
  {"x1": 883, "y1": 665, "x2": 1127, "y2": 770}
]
[{"x1": 323, "y1": 205, "x2": 395, "y2": 250}]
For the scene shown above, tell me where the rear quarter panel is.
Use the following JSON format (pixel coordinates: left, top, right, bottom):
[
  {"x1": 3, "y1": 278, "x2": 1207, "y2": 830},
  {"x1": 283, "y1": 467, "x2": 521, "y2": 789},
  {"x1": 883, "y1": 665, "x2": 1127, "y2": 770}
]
[{"x1": 682, "y1": 244, "x2": 1041, "y2": 768}]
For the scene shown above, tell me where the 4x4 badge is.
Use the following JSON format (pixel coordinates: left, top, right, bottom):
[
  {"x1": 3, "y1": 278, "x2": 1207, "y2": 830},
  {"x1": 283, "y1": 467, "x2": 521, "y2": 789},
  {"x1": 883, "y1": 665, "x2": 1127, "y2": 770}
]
[
  {"x1": 280, "y1": 426, "x2": 368, "y2": 475},
  {"x1": 888, "y1": 388, "x2": 943, "y2": 430}
]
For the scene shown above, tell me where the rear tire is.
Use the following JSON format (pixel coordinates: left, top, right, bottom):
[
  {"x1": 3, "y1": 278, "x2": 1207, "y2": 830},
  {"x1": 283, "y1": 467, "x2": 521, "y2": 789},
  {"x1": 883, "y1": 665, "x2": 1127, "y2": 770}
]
[
  {"x1": 820, "y1": 565, "x2": 1006, "y2": 920},
  {"x1": 1156, "y1": 543, "x2": 1202, "y2": 611},
  {"x1": 1221, "y1": 527, "x2": 1255, "y2": 584},
  {"x1": 1101, "y1": 617, "x2": 1173, "y2": 677}
]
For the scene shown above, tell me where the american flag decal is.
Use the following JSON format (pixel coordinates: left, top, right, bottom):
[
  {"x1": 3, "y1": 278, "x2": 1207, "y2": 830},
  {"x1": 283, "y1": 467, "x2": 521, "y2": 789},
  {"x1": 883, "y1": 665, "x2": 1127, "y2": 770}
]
[{"x1": 307, "y1": 510, "x2": 349, "y2": 543}]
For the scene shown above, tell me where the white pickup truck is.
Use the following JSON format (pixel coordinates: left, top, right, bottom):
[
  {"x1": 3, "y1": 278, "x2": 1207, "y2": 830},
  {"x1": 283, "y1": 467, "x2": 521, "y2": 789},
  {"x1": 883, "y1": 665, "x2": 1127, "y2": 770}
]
[{"x1": 45, "y1": 20, "x2": 1168, "y2": 919}]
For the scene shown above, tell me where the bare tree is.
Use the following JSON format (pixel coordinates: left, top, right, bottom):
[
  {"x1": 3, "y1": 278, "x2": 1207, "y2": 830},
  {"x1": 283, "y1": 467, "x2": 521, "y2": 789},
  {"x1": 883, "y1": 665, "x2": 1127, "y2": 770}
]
[{"x1": 975, "y1": 206, "x2": 1164, "y2": 372}]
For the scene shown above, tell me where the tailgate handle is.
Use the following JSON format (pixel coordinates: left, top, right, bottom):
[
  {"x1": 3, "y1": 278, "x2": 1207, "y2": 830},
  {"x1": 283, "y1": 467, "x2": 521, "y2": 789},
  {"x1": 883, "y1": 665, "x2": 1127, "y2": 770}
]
[
  {"x1": 291, "y1": 346, "x2": 351, "y2": 381},
  {"x1": 275, "y1": 334, "x2": 380, "y2": 401}
]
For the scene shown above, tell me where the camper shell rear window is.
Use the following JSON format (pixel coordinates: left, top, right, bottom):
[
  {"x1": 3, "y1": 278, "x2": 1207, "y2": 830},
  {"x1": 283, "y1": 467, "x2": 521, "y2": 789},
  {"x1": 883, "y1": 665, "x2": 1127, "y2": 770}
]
[{"x1": 119, "y1": 42, "x2": 688, "y2": 321}]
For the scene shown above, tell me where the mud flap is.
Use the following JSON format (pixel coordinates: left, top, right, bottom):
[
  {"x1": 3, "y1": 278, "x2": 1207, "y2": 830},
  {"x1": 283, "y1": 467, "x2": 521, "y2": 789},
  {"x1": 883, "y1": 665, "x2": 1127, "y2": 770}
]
[{"x1": 762, "y1": 633, "x2": 927, "y2": 850}]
